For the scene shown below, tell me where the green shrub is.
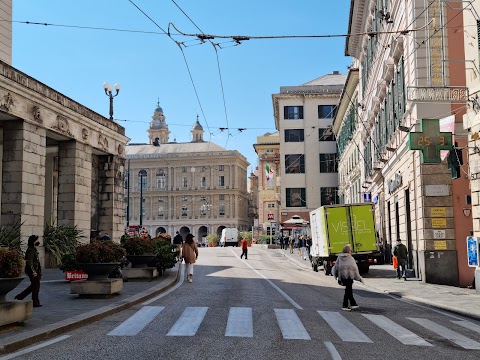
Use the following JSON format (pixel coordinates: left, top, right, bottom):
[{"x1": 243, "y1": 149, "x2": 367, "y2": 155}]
[
  {"x1": 239, "y1": 231, "x2": 252, "y2": 241},
  {"x1": 0, "y1": 222, "x2": 23, "y2": 252},
  {"x1": 75, "y1": 240, "x2": 126, "y2": 263},
  {"x1": 156, "y1": 233, "x2": 172, "y2": 242},
  {"x1": 151, "y1": 241, "x2": 177, "y2": 272},
  {"x1": 206, "y1": 234, "x2": 219, "y2": 244},
  {"x1": 122, "y1": 237, "x2": 157, "y2": 255},
  {"x1": 59, "y1": 253, "x2": 79, "y2": 272},
  {"x1": 44, "y1": 223, "x2": 84, "y2": 265},
  {"x1": 0, "y1": 247, "x2": 24, "y2": 278}
]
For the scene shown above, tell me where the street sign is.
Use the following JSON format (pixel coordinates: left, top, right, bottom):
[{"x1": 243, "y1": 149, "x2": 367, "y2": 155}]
[
  {"x1": 363, "y1": 193, "x2": 371, "y2": 202},
  {"x1": 467, "y1": 236, "x2": 479, "y2": 267},
  {"x1": 267, "y1": 213, "x2": 274, "y2": 220}
]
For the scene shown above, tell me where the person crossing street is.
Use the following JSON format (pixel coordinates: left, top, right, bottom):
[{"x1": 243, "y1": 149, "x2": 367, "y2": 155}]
[{"x1": 240, "y1": 237, "x2": 249, "y2": 259}]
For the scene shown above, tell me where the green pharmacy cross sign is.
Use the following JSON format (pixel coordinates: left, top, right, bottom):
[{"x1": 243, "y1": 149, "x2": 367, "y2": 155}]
[{"x1": 408, "y1": 119, "x2": 453, "y2": 163}]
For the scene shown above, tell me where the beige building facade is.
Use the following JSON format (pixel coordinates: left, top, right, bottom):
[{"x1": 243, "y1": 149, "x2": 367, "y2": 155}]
[
  {"x1": 0, "y1": 0, "x2": 12, "y2": 65},
  {"x1": 272, "y1": 72, "x2": 346, "y2": 228},
  {"x1": 125, "y1": 105, "x2": 250, "y2": 242},
  {"x1": 339, "y1": 0, "x2": 473, "y2": 286},
  {"x1": 253, "y1": 131, "x2": 280, "y2": 236}
]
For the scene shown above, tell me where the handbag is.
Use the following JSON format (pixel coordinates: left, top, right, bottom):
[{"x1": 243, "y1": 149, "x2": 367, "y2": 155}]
[{"x1": 393, "y1": 255, "x2": 398, "y2": 269}]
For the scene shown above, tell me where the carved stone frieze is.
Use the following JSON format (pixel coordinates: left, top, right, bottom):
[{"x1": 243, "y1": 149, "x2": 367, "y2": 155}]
[
  {"x1": 51, "y1": 115, "x2": 74, "y2": 138},
  {"x1": 98, "y1": 134, "x2": 109, "y2": 152},
  {"x1": 118, "y1": 144, "x2": 124, "y2": 156},
  {"x1": 0, "y1": 92, "x2": 14, "y2": 112},
  {"x1": 82, "y1": 128, "x2": 89, "y2": 141},
  {"x1": 32, "y1": 105, "x2": 43, "y2": 123}
]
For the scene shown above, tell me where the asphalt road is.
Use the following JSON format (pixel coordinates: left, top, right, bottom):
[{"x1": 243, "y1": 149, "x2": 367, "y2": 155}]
[{"x1": 3, "y1": 247, "x2": 480, "y2": 360}]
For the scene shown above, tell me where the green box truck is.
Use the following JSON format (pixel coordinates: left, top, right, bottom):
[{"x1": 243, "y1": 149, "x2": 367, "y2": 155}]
[{"x1": 309, "y1": 203, "x2": 377, "y2": 275}]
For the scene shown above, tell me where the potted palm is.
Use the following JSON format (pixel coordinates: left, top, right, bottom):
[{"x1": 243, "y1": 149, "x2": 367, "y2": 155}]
[
  {"x1": 0, "y1": 247, "x2": 25, "y2": 303},
  {"x1": 206, "y1": 234, "x2": 219, "y2": 247},
  {"x1": 43, "y1": 223, "x2": 84, "y2": 268},
  {"x1": 75, "y1": 241, "x2": 126, "y2": 280}
]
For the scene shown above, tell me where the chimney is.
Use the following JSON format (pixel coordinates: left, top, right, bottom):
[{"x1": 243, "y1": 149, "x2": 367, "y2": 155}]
[{"x1": 332, "y1": 71, "x2": 340, "y2": 75}]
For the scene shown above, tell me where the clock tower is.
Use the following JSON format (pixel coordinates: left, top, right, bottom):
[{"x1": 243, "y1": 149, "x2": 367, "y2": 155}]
[{"x1": 148, "y1": 100, "x2": 170, "y2": 145}]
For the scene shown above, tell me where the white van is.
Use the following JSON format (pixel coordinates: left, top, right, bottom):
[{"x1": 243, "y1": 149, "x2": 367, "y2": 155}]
[{"x1": 220, "y1": 228, "x2": 239, "y2": 247}]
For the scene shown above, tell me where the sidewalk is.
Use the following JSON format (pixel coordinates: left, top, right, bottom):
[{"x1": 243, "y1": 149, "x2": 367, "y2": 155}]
[
  {"x1": 0, "y1": 264, "x2": 181, "y2": 355},
  {"x1": 277, "y1": 248, "x2": 480, "y2": 320}
]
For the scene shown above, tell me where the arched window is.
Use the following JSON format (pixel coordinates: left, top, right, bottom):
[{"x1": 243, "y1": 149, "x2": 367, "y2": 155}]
[
  {"x1": 156, "y1": 169, "x2": 166, "y2": 189},
  {"x1": 138, "y1": 169, "x2": 147, "y2": 188}
]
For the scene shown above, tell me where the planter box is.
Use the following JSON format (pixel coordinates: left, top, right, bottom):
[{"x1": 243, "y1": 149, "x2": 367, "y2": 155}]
[
  {"x1": 123, "y1": 267, "x2": 158, "y2": 280},
  {"x1": 70, "y1": 278, "x2": 123, "y2": 297},
  {"x1": 0, "y1": 301, "x2": 32, "y2": 327},
  {"x1": 65, "y1": 271, "x2": 88, "y2": 281}
]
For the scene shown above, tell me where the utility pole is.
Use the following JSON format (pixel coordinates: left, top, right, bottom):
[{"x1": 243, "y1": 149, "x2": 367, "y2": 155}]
[{"x1": 126, "y1": 158, "x2": 130, "y2": 227}]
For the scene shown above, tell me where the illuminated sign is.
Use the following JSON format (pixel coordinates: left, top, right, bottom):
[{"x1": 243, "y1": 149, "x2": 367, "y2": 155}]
[
  {"x1": 407, "y1": 87, "x2": 468, "y2": 102},
  {"x1": 409, "y1": 119, "x2": 453, "y2": 163}
]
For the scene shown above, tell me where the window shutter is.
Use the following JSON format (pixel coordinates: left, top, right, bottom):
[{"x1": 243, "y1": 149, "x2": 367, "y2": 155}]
[
  {"x1": 284, "y1": 106, "x2": 288, "y2": 119},
  {"x1": 477, "y1": 20, "x2": 480, "y2": 71},
  {"x1": 299, "y1": 106, "x2": 304, "y2": 119}
]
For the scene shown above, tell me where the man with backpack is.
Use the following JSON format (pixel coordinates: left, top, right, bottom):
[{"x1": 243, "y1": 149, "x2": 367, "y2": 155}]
[
  {"x1": 173, "y1": 231, "x2": 184, "y2": 261},
  {"x1": 393, "y1": 238, "x2": 408, "y2": 280}
]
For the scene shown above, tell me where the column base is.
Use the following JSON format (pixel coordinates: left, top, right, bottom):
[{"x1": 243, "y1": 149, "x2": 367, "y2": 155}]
[{"x1": 123, "y1": 267, "x2": 158, "y2": 280}]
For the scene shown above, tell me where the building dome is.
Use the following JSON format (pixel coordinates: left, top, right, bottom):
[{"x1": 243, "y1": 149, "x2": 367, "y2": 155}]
[
  {"x1": 150, "y1": 100, "x2": 167, "y2": 130},
  {"x1": 155, "y1": 106, "x2": 163, "y2": 114},
  {"x1": 192, "y1": 119, "x2": 203, "y2": 131}
]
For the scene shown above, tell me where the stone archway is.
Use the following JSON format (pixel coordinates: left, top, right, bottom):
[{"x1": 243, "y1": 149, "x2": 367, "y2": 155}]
[
  {"x1": 198, "y1": 226, "x2": 208, "y2": 245},
  {"x1": 179, "y1": 226, "x2": 190, "y2": 239},
  {"x1": 155, "y1": 227, "x2": 167, "y2": 236},
  {"x1": 217, "y1": 226, "x2": 226, "y2": 238}
]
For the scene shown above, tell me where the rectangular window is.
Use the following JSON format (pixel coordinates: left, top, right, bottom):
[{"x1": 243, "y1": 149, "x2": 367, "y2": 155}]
[
  {"x1": 320, "y1": 187, "x2": 339, "y2": 205},
  {"x1": 200, "y1": 195, "x2": 206, "y2": 201},
  {"x1": 182, "y1": 176, "x2": 188, "y2": 188},
  {"x1": 286, "y1": 188, "x2": 306, "y2": 207},
  {"x1": 219, "y1": 194, "x2": 225, "y2": 200},
  {"x1": 182, "y1": 195, "x2": 188, "y2": 201},
  {"x1": 181, "y1": 205, "x2": 188, "y2": 217},
  {"x1": 201, "y1": 166, "x2": 206, "y2": 172},
  {"x1": 284, "y1": 106, "x2": 304, "y2": 120},
  {"x1": 157, "y1": 175, "x2": 166, "y2": 189},
  {"x1": 319, "y1": 128, "x2": 335, "y2": 141},
  {"x1": 285, "y1": 154, "x2": 305, "y2": 174},
  {"x1": 182, "y1": 167, "x2": 187, "y2": 173},
  {"x1": 158, "y1": 206, "x2": 164, "y2": 217},
  {"x1": 219, "y1": 204, "x2": 225, "y2": 216},
  {"x1": 219, "y1": 165, "x2": 225, "y2": 171},
  {"x1": 318, "y1": 105, "x2": 337, "y2": 119},
  {"x1": 218, "y1": 176, "x2": 225, "y2": 187},
  {"x1": 200, "y1": 204, "x2": 207, "y2": 216},
  {"x1": 284, "y1": 129, "x2": 304, "y2": 142},
  {"x1": 267, "y1": 203, "x2": 275, "y2": 208},
  {"x1": 319, "y1": 153, "x2": 338, "y2": 173},
  {"x1": 200, "y1": 176, "x2": 206, "y2": 188}
]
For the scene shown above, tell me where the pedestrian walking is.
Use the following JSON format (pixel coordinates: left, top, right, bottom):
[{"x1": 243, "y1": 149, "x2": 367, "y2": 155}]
[
  {"x1": 331, "y1": 244, "x2": 364, "y2": 311},
  {"x1": 393, "y1": 238, "x2": 408, "y2": 280},
  {"x1": 15, "y1": 235, "x2": 43, "y2": 307},
  {"x1": 300, "y1": 236, "x2": 307, "y2": 259},
  {"x1": 240, "y1": 237, "x2": 249, "y2": 259},
  {"x1": 173, "y1": 231, "x2": 184, "y2": 260},
  {"x1": 279, "y1": 236, "x2": 284, "y2": 250},
  {"x1": 289, "y1": 236, "x2": 294, "y2": 254},
  {"x1": 182, "y1": 233, "x2": 198, "y2": 283}
]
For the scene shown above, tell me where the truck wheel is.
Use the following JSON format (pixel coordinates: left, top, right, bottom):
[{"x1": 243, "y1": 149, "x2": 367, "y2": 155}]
[{"x1": 323, "y1": 260, "x2": 331, "y2": 275}]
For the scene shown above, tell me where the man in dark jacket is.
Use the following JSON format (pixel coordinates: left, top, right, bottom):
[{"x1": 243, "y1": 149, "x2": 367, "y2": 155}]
[
  {"x1": 15, "y1": 235, "x2": 42, "y2": 307},
  {"x1": 173, "y1": 231, "x2": 183, "y2": 260},
  {"x1": 393, "y1": 238, "x2": 408, "y2": 280}
]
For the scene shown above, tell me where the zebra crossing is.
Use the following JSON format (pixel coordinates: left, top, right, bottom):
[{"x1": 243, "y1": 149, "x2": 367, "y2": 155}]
[{"x1": 107, "y1": 306, "x2": 480, "y2": 350}]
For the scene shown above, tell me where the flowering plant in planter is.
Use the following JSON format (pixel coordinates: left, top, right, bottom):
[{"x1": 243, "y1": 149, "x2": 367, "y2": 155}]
[
  {"x1": 150, "y1": 241, "x2": 178, "y2": 273},
  {"x1": 122, "y1": 237, "x2": 157, "y2": 255},
  {"x1": 0, "y1": 247, "x2": 24, "y2": 278},
  {"x1": 75, "y1": 240, "x2": 126, "y2": 263}
]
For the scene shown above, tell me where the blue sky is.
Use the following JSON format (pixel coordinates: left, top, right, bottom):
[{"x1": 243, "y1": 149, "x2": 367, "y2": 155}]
[{"x1": 12, "y1": 0, "x2": 352, "y2": 170}]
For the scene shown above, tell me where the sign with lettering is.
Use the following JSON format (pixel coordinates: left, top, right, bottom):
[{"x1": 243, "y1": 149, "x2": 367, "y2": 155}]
[
  {"x1": 433, "y1": 230, "x2": 446, "y2": 239},
  {"x1": 407, "y1": 87, "x2": 468, "y2": 103},
  {"x1": 434, "y1": 240, "x2": 447, "y2": 250},
  {"x1": 425, "y1": 185, "x2": 449, "y2": 197},
  {"x1": 432, "y1": 218, "x2": 447, "y2": 228},
  {"x1": 431, "y1": 207, "x2": 446, "y2": 217},
  {"x1": 267, "y1": 213, "x2": 274, "y2": 220},
  {"x1": 467, "y1": 237, "x2": 479, "y2": 267},
  {"x1": 409, "y1": 119, "x2": 453, "y2": 163}
]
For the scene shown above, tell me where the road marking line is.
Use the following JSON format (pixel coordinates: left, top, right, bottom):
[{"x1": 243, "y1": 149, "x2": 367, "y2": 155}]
[
  {"x1": 142, "y1": 265, "x2": 184, "y2": 305},
  {"x1": 231, "y1": 249, "x2": 303, "y2": 310},
  {"x1": 274, "y1": 309, "x2": 310, "y2": 340},
  {"x1": 167, "y1": 307, "x2": 208, "y2": 336},
  {"x1": 451, "y1": 320, "x2": 480, "y2": 335},
  {"x1": 107, "y1": 306, "x2": 165, "y2": 336},
  {"x1": 324, "y1": 341, "x2": 342, "y2": 360},
  {"x1": 408, "y1": 317, "x2": 480, "y2": 350},
  {"x1": 225, "y1": 307, "x2": 253, "y2": 337},
  {"x1": 318, "y1": 311, "x2": 372, "y2": 343},
  {"x1": 0, "y1": 335, "x2": 70, "y2": 360},
  {"x1": 362, "y1": 314, "x2": 432, "y2": 346}
]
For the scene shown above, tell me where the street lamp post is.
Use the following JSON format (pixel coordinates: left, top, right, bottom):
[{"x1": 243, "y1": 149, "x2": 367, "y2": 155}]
[
  {"x1": 126, "y1": 159, "x2": 130, "y2": 227},
  {"x1": 103, "y1": 82, "x2": 120, "y2": 121},
  {"x1": 139, "y1": 169, "x2": 147, "y2": 227}
]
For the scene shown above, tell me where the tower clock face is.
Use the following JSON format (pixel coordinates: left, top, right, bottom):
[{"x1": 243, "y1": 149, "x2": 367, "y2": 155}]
[{"x1": 155, "y1": 119, "x2": 161, "y2": 126}]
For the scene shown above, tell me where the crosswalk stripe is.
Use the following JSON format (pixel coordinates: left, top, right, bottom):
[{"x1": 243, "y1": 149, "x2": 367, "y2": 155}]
[
  {"x1": 167, "y1": 307, "x2": 209, "y2": 336},
  {"x1": 362, "y1": 314, "x2": 432, "y2": 346},
  {"x1": 225, "y1": 307, "x2": 253, "y2": 337},
  {"x1": 451, "y1": 320, "x2": 480, "y2": 335},
  {"x1": 408, "y1": 318, "x2": 480, "y2": 350},
  {"x1": 274, "y1": 309, "x2": 311, "y2": 340},
  {"x1": 318, "y1": 311, "x2": 372, "y2": 343},
  {"x1": 107, "y1": 306, "x2": 164, "y2": 336}
]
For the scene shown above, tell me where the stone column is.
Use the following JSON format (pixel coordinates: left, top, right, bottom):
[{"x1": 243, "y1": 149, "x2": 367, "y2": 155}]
[
  {"x1": 2, "y1": 121, "x2": 46, "y2": 247},
  {"x1": 58, "y1": 141, "x2": 92, "y2": 242},
  {"x1": 97, "y1": 155, "x2": 125, "y2": 242}
]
